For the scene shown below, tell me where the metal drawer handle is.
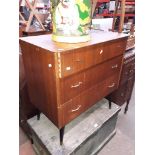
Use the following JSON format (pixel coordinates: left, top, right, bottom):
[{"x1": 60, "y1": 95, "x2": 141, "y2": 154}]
[
  {"x1": 100, "y1": 50, "x2": 103, "y2": 54},
  {"x1": 108, "y1": 83, "x2": 115, "y2": 88},
  {"x1": 121, "y1": 93, "x2": 124, "y2": 97},
  {"x1": 130, "y1": 69, "x2": 133, "y2": 73},
  {"x1": 71, "y1": 105, "x2": 81, "y2": 112},
  {"x1": 75, "y1": 59, "x2": 82, "y2": 62},
  {"x1": 75, "y1": 59, "x2": 84, "y2": 63},
  {"x1": 111, "y1": 64, "x2": 118, "y2": 69},
  {"x1": 66, "y1": 66, "x2": 71, "y2": 71},
  {"x1": 71, "y1": 82, "x2": 82, "y2": 88}
]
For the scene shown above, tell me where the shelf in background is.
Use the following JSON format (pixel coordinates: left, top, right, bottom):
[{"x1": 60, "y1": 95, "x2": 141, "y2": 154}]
[
  {"x1": 97, "y1": 0, "x2": 110, "y2": 2},
  {"x1": 96, "y1": 13, "x2": 135, "y2": 17}
]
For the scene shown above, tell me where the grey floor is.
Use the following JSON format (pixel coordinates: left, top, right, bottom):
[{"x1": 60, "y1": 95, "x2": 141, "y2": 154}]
[
  {"x1": 98, "y1": 87, "x2": 135, "y2": 155},
  {"x1": 20, "y1": 88, "x2": 135, "y2": 155}
]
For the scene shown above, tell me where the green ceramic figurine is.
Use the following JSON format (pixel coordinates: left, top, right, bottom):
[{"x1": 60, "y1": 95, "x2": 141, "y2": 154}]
[{"x1": 50, "y1": 0, "x2": 91, "y2": 43}]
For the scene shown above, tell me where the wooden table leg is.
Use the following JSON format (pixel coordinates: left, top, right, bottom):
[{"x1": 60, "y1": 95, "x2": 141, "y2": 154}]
[
  {"x1": 37, "y1": 111, "x2": 41, "y2": 120},
  {"x1": 60, "y1": 126, "x2": 65, "y2": 145},
  {"x1": 37, "y1": 113, "x2": 40, "y2": 120},
  {"x1": 124, "y1": 99, "x2": 130, "y2": 114},
  {"x1": 109, "y1": 100, "x2": 112, "y2": 109}
]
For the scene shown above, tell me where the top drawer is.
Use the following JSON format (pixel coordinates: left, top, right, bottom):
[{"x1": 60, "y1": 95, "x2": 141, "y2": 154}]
[{"x1": 59, "y1": 39, "x2": 127, "y2": 77}]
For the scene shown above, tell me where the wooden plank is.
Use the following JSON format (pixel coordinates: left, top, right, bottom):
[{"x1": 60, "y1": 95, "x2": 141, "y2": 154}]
[
  {"x1": 111, "y1": 0, "x2": 119, "y2": 32},
  {"x1": 118, "y1": 0, "x2": 126, "y2": 33},
  {"x1": 92, "y1": 0, "x2": 98, "y2": 17},
  {"x1": 25, "y1": 0, "x2": 45, "y2": 32}
]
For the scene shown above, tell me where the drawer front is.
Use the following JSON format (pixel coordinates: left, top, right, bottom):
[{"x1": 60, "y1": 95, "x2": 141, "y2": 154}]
[
  {"x1": 60, "y1": 52, "x2": 74, "y2": 77},
  {"x1": 126, "y1": 76, "x2": 135, "y2": 99},
  {"x1": 85, "y1": 55, "x2": 122, "y2": 90},
  {"x1": 128, "y1": 60, "x2": 135, "y2": 77},
  {"x1": 93, "y1": 40, "x2": 126, "y2": 65},
  {"x1": 104, "y1": 73, "x2": 120, "y2": 96},
  {"x1": 61, "y1": 73, "x2": 119, "y2": 126},
  {"x1": 61, "y1": 95, "x2": 87, "y2": 126},
  {"x1": 60, "y1": 72, "x2": 85, "y2": 103},
  {"x1": 60, "y1": 39, "x2": 126, "y2": 77},
  {"x1": 120, "y1": 58, "x2": 135, "y2": 85},
  {"x1": 104, "y1": 39, "x2": 126, "y2": 60}
]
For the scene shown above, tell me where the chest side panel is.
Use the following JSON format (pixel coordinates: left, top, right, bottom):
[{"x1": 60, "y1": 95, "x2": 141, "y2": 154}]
[{"x1": 20, "y1": 41, "x2": 59, "y2": 127}]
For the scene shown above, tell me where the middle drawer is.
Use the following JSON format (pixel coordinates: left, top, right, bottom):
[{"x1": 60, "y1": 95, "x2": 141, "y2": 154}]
[{"x1": 60, "y1": 55, "x2": 122, "y2": 104}]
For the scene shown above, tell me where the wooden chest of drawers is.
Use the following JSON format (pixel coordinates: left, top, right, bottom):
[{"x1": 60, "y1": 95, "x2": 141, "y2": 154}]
[{"x1": 20, "y1": 31, "x2": 128, "y2": 144}]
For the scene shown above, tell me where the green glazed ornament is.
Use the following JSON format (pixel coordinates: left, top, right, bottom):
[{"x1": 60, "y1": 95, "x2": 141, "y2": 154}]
[{"x1": 50, "y1": 0, "x2": 91, "y2": 43}]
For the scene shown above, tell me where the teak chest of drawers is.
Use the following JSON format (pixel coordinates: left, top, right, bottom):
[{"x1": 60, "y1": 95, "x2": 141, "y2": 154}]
[{"x1": 20, "y1": 31, "x2": 128, "y2": 144}]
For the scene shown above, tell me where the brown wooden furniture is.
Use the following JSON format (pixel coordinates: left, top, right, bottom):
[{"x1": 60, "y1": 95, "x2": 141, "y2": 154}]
[
  {"x1": 20, "y1": 31, "x2": 128, "y2": 144},
  {"x1": 22, "y1": 25, "x2": 51, "y2": 36},
  {"x1": 106, "y1": 48, "x2": 135, "y2": 113},
  {"x1": 19, "y1": 47, "x2": 39, "y2": 142}
]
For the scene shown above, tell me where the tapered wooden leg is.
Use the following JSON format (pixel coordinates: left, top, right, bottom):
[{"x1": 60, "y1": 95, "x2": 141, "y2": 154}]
[
  {"x1": 60, "y1": 127, "x2": 65, "y2": 145},
  {"x1": 124, "y1": 99, "x2": 130, "y2": 114},
  {"x1": 109, "y1": 100, "x2": 112, "y2": 109},
  {"x1": 30, "y1": 137, "x2": 33, "y2": 144},
  {"x1": 37, "y1": 112, "x2": 41, "y2": 120}
]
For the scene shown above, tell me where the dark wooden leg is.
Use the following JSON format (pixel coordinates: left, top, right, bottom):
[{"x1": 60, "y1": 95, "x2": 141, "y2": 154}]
[
  {"x1": 30, "y1": 137, "x2": 34, "y2": 144},
  {"x1": 37, "y1": 112, "x2": 41, "y2": 120},
  {"x1": 60, "y1": 126, "x2": 65, "y2": 145},
  {"x1": 109, "y1": 100, "x2": 112, "y2": 109},
  {"x1": 124, "y1": 99, "x2": 130, "y2": 114}
]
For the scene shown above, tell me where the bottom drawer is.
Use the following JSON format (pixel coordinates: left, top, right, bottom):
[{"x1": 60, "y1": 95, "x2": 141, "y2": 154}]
[{"x1": 61, "y1": 73, "x2": 120, "y2": 126}]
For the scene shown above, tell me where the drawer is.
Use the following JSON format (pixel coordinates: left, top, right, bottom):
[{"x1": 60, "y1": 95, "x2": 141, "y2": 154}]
[
  {"x1": 104, "y1": 73, "x2": 119, "y2": 96},
  {"x1": 93, "y1": 40, "x2": 126, "y2": 65},
  {"x1": 61, "y1": 73, "x2": 119, "y2": 126},
  {"x1": 60, "y1": 50, "x2": 86, "y2": 77},
  {"x1": 126, "y1": 76, "x2": 135, "y2": 99},
  {"x1": 85, "y1": 56, "x2": 122, "y2": 90},
  {"x1": 61, "y1": 95, "x2": 87, "y2": 125},
  {"x1": 60, "y1": 39, "x2": 126, "y2": 77},
  {"x1": 120, "y1": 58, "x2": 135, "y2": 85},
  {"x1": 60, "y1": 72, "x2": 85, "y2": 103},
  {"x1": 103, "y1": 39, "x2": 127, "y2": 61}
]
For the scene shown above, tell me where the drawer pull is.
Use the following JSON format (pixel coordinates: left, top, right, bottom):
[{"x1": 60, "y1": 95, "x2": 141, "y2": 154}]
[
  {"x1": 117, "y1": 45, "x2": 121, "y2": 48},
  {"x1": 100, "y1": 50, "x2": 103, "y2": 54},
  {"x1": 121, "y1": 93, "x2": 124, "y2": 97},
  {"x1": 111, "y1": 64, "x2": 118, "y2": 69},
  {"x1": 71, "y1": 82, "x2": 82, "y2": 88},
  {"x1": 71, "y1": 105, "x2": 81, "y2": 112},
  {"x1": 48, "y1": 64, "x2": 52, "y2": 68},
  {"x1": 66, "y1": 66, "x2": 71, "y2": 71},
  {"x1": 75, "y1": 59, "x2": 83, "y2": 62},
  {"x1": 108, "y1": 83, "x2": 115, "y2": 88},
  {"x1": 130, "y1": 69, "x2": 134, "y2": 73}
]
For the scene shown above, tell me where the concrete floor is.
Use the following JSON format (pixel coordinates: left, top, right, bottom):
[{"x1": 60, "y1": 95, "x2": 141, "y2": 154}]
[
  {"x1": 98, "y1": 87, "x2": 135, "y2": 155},
  {"x1": 19, "y1": 88, "x2": 135, "y2": 155}
]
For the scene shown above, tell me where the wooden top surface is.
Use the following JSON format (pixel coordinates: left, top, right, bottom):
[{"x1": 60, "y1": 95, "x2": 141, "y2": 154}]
[{"x1": 20, "y1": 30, "x2": 128, "y2": 53}]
